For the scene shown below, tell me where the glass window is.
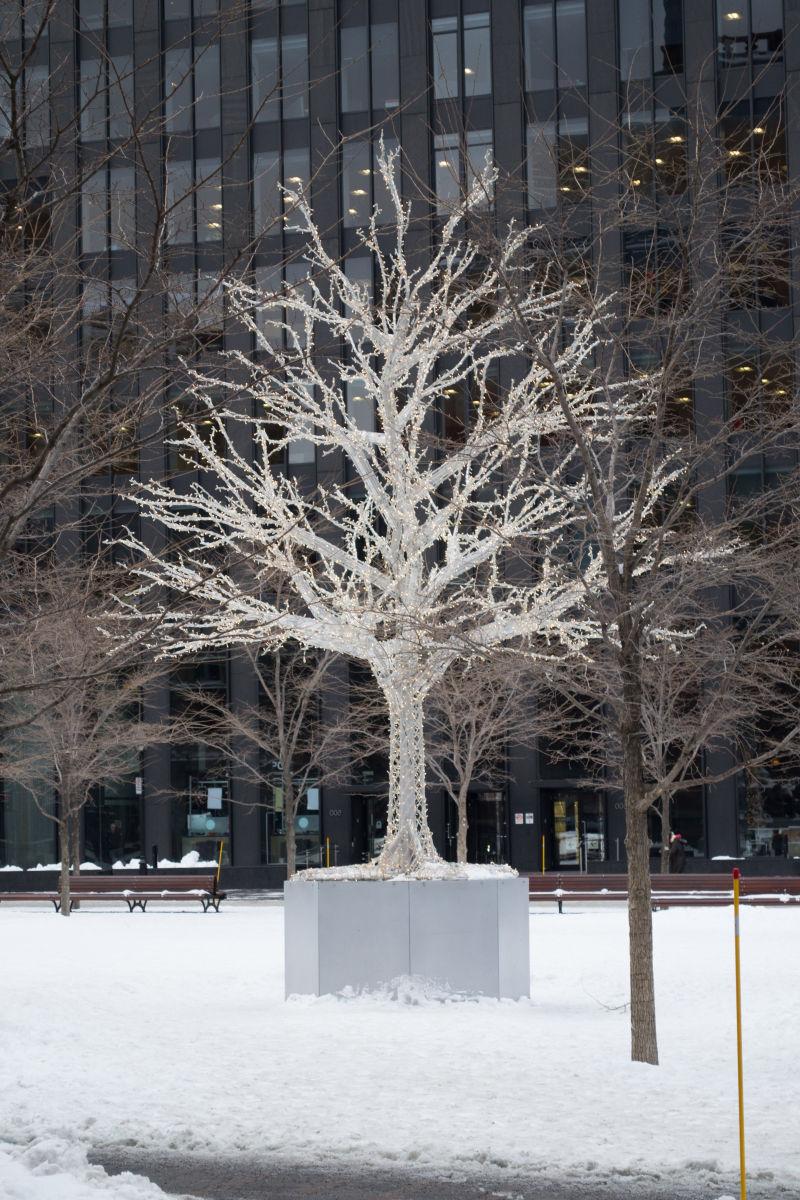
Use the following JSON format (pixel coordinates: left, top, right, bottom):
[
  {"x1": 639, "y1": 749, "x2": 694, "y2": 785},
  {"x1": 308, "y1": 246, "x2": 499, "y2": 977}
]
[
  {"x1": 344, "y1": 256, "x2": 374, "y2": 311},
  {"x1": 24, "y1": 63, "x2": 49, "y2": 146},
  {"x1": 80, "y1": 57, "x2": 106, "y2": 141},
  {"x1": 196, "y1": 158, "x2": 222, "y2": 242},
  {"x1": 466, "y1": 129, "x2": 493, "y2": 205},
  {"x1": 739, "y1": 766, "x2": 800, "y2": 858},
  {"x1": 346, "y1": 377, "x2": 375, "y2": 433},
  {"x1": 717, "y1": 4, "x2": 749, "y2": 65},
  {"x1": 435, "y1": 132, "x2": 460, "y2": 213},
  {"x1": 165, "y1": 159, "x2": 194, "y2": 243},
  {"x1": 81, "y1": 171, "x2": 108, "y2": 252},
  {"x1": 251, "y1": 37, "x2": 279, "y2": 122},
  {"x1": 620, "y1": 0, "x2": 651, "y2": 80},
  {"x1": 109, "y1": 165, "x2": 135, "y2": 249},
  {"x1": 556, "y1": 0, "x2": 587, "y2": 88},
  {"x1": 432, "y1": 16, "x2": 458, "y2": 100},
  {"x1": 253, "y1": 151, "x2": 281, "y2": 235},
  {"x1": 284, "y1": 261, "x2": 311, "y2": 348},
  {"x1": 165, "y1": 48, "x2": 193, "y2": 132},
  {"x1": 81, "y1": 0, "x2": 133, "y2": 29},
  {"x1": 341, "y1": 25, "x2": 369, "y2": 113},
  {"x1": 287, "y1": 383, "x2": 316, "y2": 464},
  {"x1": 281, "y1": 33, "x2": 309, "y2": 119},
  {"x1": 527, "y1": 121, "x2": 557, "y2": 210},
  {"x1": 343, "y1": 141, "x2": 372, "y2": 227},
  {"x1": 524, "y1": 2, "x2": 555, "y2": 91},
  {"x1": 194, "y1": 43, "x2": 221, "y2": 129},
  {"x1": 653, "y1": 0, "x2": 683, "y2": 73},
  {"x1": 752, "y1": 0, "x2": 783, "y2": 62},
  {"x1": 371, "y1": 22, "x2": 399, "y2": 110},
  {"x1": 254, "y1": 266, "x2": 284, "y2": 350},
  {"x1": 282, "y1": 146, "x2": 310, "y2": 219},
  {"x1": 109, "y1": 55, "x2": 134, "y2": 139},
  {"x1": 372, "y1": 137, "x2": 399, "y2": 224},
  {"x1": 463, "y1": 13, "x2": 491, "y2": 97}
]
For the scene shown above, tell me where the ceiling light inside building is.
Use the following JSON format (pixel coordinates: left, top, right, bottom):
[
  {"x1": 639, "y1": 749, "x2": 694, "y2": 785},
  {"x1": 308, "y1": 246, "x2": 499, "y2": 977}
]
[
  {"x1": 668, "y1": 135, "x2": 683, "y2": 144},
  {"x1": 753, "y1": 126, "x2": 765, "y2": 134},
  {"x1": 359, "y1": 168, "x2": 371, "y2": 176},
  {"x1": 724, "y1": 11, "x2": 742, "y2": 20},
  {"x1": 287, "y1": 175, "x2": 303, "y2": 184},
  {"x1": 352, "y1": 188, "x2": 367, "y2": 196},
  {"x1": 464, "y1": 67, "x2": 474, "y2": 75}
]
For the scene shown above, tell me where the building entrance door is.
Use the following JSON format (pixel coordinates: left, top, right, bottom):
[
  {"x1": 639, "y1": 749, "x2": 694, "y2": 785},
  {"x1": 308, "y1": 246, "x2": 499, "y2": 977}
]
[
  {"x1": 350, "y1": 795, "x2": 388, "y2": 863},
  {"x1": 467, "y1": 790, "x2": 508, "y2": 864},
  {"x1": 549, "y1": 790, "x2": 605, "y2": 870}
]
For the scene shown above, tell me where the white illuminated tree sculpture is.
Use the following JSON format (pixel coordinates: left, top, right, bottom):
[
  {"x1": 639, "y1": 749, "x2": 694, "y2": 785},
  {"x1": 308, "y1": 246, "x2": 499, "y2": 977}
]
[{"x1": 125, "y1": 150, "x2": 599, "y2": 877}]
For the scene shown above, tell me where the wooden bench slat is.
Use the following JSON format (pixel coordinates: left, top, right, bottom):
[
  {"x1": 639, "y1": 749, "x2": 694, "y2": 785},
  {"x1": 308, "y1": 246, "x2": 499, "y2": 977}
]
[{"x1": 0, "y1": 871, "x2": 226, "y2": 912}]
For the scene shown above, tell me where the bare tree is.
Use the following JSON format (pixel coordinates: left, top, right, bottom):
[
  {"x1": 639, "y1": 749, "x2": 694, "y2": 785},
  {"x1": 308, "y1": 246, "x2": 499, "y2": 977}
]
[
  {"x1": 177, "y1": 639, "x2": 377, "y2": 878},
  {"x1": 0, "y1": 558, "x2": 176, "y2": 914},
  {"x1": 475, "y1": 75, "x2": 800, "y2": 1063},
  {"x1": 424, "y1": 655, "x2": 540, "y2": 864}
]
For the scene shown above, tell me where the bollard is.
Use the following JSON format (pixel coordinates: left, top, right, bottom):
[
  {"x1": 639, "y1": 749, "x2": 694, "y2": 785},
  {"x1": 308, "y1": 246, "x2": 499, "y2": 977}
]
[{"x1": 541, "y1": 834, "x2": 546, "y2": 874}]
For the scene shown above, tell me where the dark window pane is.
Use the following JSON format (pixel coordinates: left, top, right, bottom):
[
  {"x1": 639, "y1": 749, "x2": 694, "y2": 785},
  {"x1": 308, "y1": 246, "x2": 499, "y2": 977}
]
[
  {"x1": 435, "y1": 132, "x2": 460, "y2": 213},
  {"x1": 109, "y1": 165, "x2": 135, "y2": 249},
  {"x1": 282, "y1": 34, "x2": 309, "y2": 118},
  {"x1": 620, "y1": 0, "x2": 651, "y2": 80},
  {"x1": 556, "y1": 0, "x2": 586, "y2": 88},
  {"x1": 80, "y1": 57, "x2": 106, "y2": 141},
  {"x1": 196, "y1": 158, "x2": 222, "y2": 242},
  {"x1": 463, "y1": 12, "x2": 491, "y2": 97},
  {"x1": 653, "y1": 0, "x2": 683, "y2": 73},
  {"x1": 432, "y1": 17, "x2": 458, "y2": 99},
  {"x1": 252, "y1": 37, "x2": 279, "y2": 122},
  {"x1": 371, "y1": 22, "x2": 399, "y2": 110},
  {"x1": 108, "y1": 55, "x2": 134, "y2": 139},
  {"x1": 466, "y1": 129, "x2": 493, "y2": 205},
  {"x1": 524, "y1": 3, "x2": 555, "y2": 91},
  {"x1": 253, "y1": 150, "x2": 281, "y2": 235},
  {"x1": 342, "y1": 140, "x2": 371, "y2": 227},
  {"x1": 341, "y1": 25, "x2": 369, "y2": 113},
  {"x1": 373, "y1": 136, "x2": 399, "y2": 224},
  {"x1": 527, "y1": 121, "x2": 556, "y2": 209},
  {"x1": 283, "y1": 146, "x2": 309, "y2": 213},
  {"x1": 165, "y1": 48, "x2": 193, "y2": 132},
  {"x1": 717, "y1": 3, "x2": 749, "y2": 66},
  {"x1": 752, "y1": 0, "x2": 783, "y2": 62},
  {"x1": 82, "y1": 170, "x2": 108, "y2": 252},
  {"x1": 194, "y1": 43, "x2": 220, "y2": 129},
  {"x1": 165, "y1": 159, "x2": 194, "y2": 243}
]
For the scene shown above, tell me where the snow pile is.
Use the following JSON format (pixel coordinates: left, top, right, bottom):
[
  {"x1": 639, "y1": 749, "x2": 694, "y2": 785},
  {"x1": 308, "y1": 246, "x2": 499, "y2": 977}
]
[
  {"x1": 0, "y1": 906, "x2": 797, "y2": 1194},
  {"x1": 0, "y1": 865, "x2": 23, "y2": 872},
  {"x1": 299, "y1": 860, "x2": 517, "y2": 882},
  {"x1": 26, "y1": 862, "x2": 101, "y2": 872},
  {"x1": 0, "y1": 1138, "x2": 172, "y2": 1199},
  {"x1": 156, "y1": 851, "x2": 219, "y2": 869}
]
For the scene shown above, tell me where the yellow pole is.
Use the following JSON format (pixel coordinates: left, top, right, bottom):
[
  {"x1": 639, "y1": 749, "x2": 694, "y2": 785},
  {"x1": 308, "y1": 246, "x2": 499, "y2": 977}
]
[
  {"x1": 216, "y1": 839, "x2": 224, "y2": 887},
  {"x1": 732, "y1": 868, "x2": 746, "y2": 1200},
  {"x1": 541, "y1": 834, "x2": 546, "y2": 875},
  {"x1": 325, "y1": 836, "x2": 331, "y2": 868}
]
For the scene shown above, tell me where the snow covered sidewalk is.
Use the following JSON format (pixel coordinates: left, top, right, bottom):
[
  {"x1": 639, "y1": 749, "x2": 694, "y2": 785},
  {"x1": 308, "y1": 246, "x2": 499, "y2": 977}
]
[{"x1": 0, "y1": 904, "x2": 797, "y2": 1197}]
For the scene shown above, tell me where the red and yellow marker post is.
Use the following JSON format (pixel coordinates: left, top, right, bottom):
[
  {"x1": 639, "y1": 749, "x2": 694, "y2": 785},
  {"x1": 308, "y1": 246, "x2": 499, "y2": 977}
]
[{"x1": 732, "y1": 867, "x2": 746, "y2": 1200}]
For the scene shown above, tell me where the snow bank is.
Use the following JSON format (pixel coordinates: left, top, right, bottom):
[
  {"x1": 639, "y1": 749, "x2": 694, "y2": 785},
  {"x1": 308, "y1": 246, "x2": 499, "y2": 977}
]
[
  {"x1": 0, "y1": 1138, "x2": 171, "y2": 1199},
  {"x1": 26, "y1": 862, "x2": 102, "y2": 873},
  {"x1": 0, "y1": 864, "x2": 23, "y2": 872},
  {"x1": 0, "y1": 906, "x2": 797, "y2": 1194}
]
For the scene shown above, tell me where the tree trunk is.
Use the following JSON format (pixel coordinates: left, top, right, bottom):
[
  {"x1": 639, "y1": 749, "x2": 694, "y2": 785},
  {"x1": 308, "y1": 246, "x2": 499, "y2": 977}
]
[
  {"x1": 659, "y1": 796, "x2": 671, "y2": 875},
  {"x1": 622, "y1": 721, "x2": 659, "y2": 1065},
  {"x1": 377, "y1": 691, "x2": 439, "y2": 873},
  {"x1": 284, "y1": 775, "x2": 296, "y2": 880},
  {"x1": 70, "y1": 810, "x2": 81, "y2": 909},
  {"x1": 58, "y1": 813, "x2": 71, "y2": 917},
  {"x1": 456, "y1": 783, "x2": 469, "y2": 864}
]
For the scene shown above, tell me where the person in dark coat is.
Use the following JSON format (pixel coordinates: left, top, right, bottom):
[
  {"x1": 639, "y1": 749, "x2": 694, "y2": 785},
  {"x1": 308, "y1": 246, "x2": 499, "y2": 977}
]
[
  {"x1": 668, "y1": 832, "x2": 687, "y2": 874},
  {"x1": 772, "y1": 828, "x2": 786, "y2": 857}
]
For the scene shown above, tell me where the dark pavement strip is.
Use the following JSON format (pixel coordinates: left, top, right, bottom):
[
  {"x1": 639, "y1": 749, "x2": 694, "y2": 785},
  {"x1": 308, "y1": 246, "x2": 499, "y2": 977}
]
[{"x1": 91, "y1": 1149, "x2": 771, "y2": 1200}]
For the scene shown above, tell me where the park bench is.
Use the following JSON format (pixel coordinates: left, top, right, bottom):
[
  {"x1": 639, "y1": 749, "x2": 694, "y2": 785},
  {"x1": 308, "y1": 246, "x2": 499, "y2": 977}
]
[
  {"x1": 0, "y1": 872, "x2": 226, "y2": 913},
  {"x1": 527, "y1": 872, "x2": 800, "y2": 913}
]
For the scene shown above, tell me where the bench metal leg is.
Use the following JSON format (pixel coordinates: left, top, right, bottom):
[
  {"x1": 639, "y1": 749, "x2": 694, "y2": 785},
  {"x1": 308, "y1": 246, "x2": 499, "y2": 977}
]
[
  {"x1": 52, "y1": 900, "x2": 60, "y2": 912},
  {"x1": 557, "y1": 898, "x2": 563, "y2": 914}
]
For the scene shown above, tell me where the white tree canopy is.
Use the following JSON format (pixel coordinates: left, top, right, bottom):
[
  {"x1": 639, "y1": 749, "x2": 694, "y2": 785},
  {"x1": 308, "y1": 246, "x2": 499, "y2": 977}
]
[{"x1": 123, "y1": 148, "x2": 601, "y2": 876}]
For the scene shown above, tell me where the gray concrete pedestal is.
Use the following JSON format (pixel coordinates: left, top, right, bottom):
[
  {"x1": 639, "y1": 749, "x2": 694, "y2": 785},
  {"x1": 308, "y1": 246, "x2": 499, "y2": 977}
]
[{"x1": 284, "y1": 877, "x2": 530, "y2": 999}]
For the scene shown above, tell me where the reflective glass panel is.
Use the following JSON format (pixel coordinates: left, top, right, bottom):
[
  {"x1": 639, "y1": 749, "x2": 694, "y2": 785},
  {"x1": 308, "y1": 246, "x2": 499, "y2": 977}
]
[
  {"x1": 463, "y1": 13, "x2": 491, "y2": 97},
  {"x1": 432, "y1": 17, "x2": 458, "y2": 99},
  {"x1": 371, "y1": 22, "x2": 399, "y2": 110},
  {"x1": 524, "y1": 2, "x2": 555, "y2": 91},
  {"x1": 341, "y1": 25, "x2": 369, "y2": 113},
  {"x1": 556, "y1": 0, "x2": 586, "y2": 88}
]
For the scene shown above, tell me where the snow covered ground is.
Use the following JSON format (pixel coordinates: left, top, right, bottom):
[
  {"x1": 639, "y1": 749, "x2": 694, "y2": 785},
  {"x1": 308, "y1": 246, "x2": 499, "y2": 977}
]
[{"x1": 0, "y1": 902, "x2": 797, "y2": 1200}]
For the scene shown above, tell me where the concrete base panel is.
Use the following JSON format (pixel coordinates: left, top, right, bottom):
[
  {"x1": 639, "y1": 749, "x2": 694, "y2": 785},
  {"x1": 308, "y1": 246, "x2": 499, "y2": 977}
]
[{"x1": 284, "y1": 878, "x2": 530, "y2": 999}]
